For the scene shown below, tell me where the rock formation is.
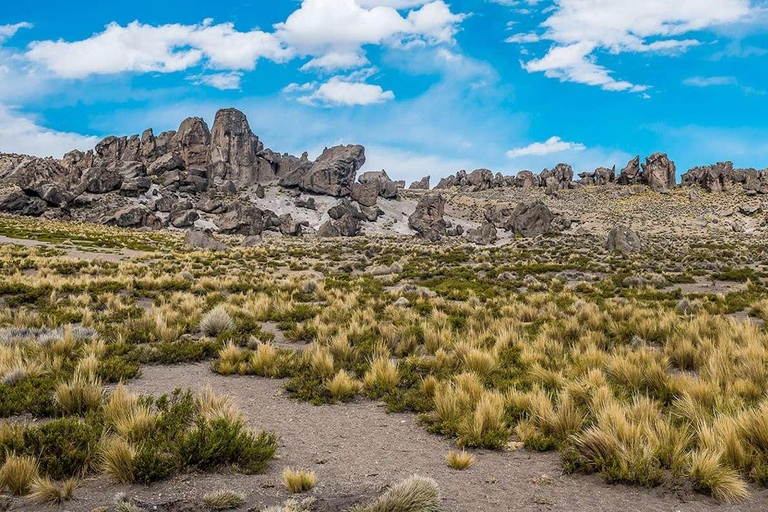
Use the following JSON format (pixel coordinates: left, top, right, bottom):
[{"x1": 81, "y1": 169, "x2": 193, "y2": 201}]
[{"x1": 409, "y1": 193, "x2": 447, "y2": 241}]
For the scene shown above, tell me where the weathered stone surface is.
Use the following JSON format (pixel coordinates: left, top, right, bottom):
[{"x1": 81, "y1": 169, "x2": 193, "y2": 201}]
[
  {"x1": 681, "y1": 162, "x2": 734, "y2": 193},
  {"x1": 351, "y1": 182, "x2": 378, "y2": 207},
  {"x1": 279, "y1": 214, "x2": 303, "y2": 236},
  {"x1": 184, "y1": 230, "x2": 227, "y2": 251},
  {"x1": 484, "y1": 204, "x2": 514, "y2": 229},
  {"x1": 83, "y1": 167, "x2": 123, "y2": 194},
  {"x1": 317, "y1": 214, "x2": 362, "y2": 237},
  {"x1": 298, "y1": 145, "x2": 365, "y2": 196},
  {"x1": 508, "y1": 200, "x2": 554, "y2": 237},
  {"x1": 0, "y1": 186, "x2": 47, "y2": 216},
  {"x1": 464, "y1": 222, "x2": 497, "y2": 245},
  {"x1": 641, "y1": 153, "x2": 676, "y2": 191},
  {"x1": 409, "y1": 193, "x2": 447, "y2": 241},
  {"x1": 409, "y1": 176, "x2": 430, "y2": 190},
  {"x1": 208, "y1": 108, "x2": 264, "y2": 186},
  {"x1": 170, "y1": 209, "x2": 199, "y2": 228},
  {"x1": 594, "y1": 166, "x2": 615, "y2": 186},
  {"x1": 147, "y1": 153, "x2": 185, "y2": 175},
  {"x1": 618, "y1": 156, "x2": 641, "y2": 185},
  {"x1": 606, "y1": 225, "x2": 642, "y2": 254},
  {"x1": 106, "y1": 206, "x2": 148, "y2": 228},
  {"x1": 514, "y1": 171, "x2": 538, "y2": 189},
  {"x1": 172, "y1": 117, "x2": 210, "y2": 168},
  {"x1": 217, "y1": 204, "x2": 265, "y2": 236},
  {"x1": 295, "y1": 197, "x2": 317, "y2": 210}
]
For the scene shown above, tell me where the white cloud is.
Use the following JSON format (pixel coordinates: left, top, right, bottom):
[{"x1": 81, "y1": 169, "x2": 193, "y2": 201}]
[
  {"x1": 0, "y1": 22, "x2": 32, "y2": 43},
  {"x1": 188, "y1": 71, "x2": 243, "y2": 90},
  {"x1": 522, "y1": 42, "x2": 647, "y2": 92},
  {"x1": 298, "y1": 77, "x2": 395, "y2": 106},
  {"x1": 301, "y1": 51, "x2": 370, "y2": 71},
  {"x1": 505, "y1": 32, "x2": 541, "y2": 43},
  {"x1": 274, "y1": 0, "x2": 465, "y2": 70},
  {"x1": 355, "y1": 0, "x2": 430, "y2": 7},
  {"x1": 517, "y1": 0, "x2": 755, "y2": 91},
  {"x1": 506, "y1": 136, "x2": 585, "y2": 158},
  {"x1": 282, "y1": 82, "x2": 317, "y2": 94},
  {"x1": 0, "y1": 105, "x2": 98, "y2": 158},
  {"x1": 25, "y1": 20, "x2": 291, "y2": 78},
  {"x1": 683, "y1": 75, "x2": 738, "y2": 87}
]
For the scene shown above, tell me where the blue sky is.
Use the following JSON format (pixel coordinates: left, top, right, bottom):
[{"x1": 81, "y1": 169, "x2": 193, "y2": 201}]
[{"x1": 1, "y1": 0, "x2": 768, "y2": 182}]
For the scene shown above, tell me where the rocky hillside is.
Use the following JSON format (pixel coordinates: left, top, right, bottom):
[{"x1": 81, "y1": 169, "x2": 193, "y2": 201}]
[{"x1": 1, "y1": 106, "x2": 766, "y2": 248}]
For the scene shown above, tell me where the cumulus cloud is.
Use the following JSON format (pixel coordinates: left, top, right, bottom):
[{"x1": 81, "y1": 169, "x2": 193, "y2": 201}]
[
  {"x1": 511, "y1": 0, "x2": 755, "y2": 92},
  {"x1": 25, "y1": 20, "x2": 292, "y2": 78},
  {"x1": 506, "y1": 136, "x2": 585, "y2": 158},
  {"x1": 297, "y1": 77, "x2": 395, "y2": 106},
  {"x1": 0, "y1": 105, "x2": 98, "y2": 158},
  {"x1": 22, "y1": 1, "x2": 465, "y2": 80},
  {"x1": 0, "y1": 22, "x2": 32, "y2": 43}
]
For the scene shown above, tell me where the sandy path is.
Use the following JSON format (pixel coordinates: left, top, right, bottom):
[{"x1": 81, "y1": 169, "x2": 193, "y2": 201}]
[{"x1": 22, "y1": 362, "x2": 760, "y2": 512}]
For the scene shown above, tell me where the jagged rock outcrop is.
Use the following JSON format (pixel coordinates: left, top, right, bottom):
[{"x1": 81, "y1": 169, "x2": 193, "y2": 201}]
[
  {"x1": 507, "y1": 200, "x2": 554, "y2": 237},
  {"x1": 484, "y1": 204, "x2": 515, "y2": 229},
  {"x1": 606, "y1": 225, "x2": 642, "y2": 254},
  {"x1": 297, "y1": 145, "x2": 365, "y2": 197},
  {"x1": 0, "y1": 186, "x2": 47, "y2": 216},
  {"x1": 409, "y1": 193, "x2": 447, "y2": 241},
  {"x1": 409, "y1": 176, "x2": 430, "y2": 190},
  {"x1": 358, "y1": 170, "x2": 399, "y2": 199},
  {"x1": 209, "y1": 108, "x2": 263, "y2": 186},
  {"x1": 680, "y1": 162, "x2": 755, "y2": 194},
  {"x1": 642, "y1": 153, "x2": 676, "y2": 191},
  {"x1": 595, "y1": 166, "x2": 615, "y2": 186},
  {"x1": 514, "y1": 171, "x2": 538, "y2": 190},
  {"x1": 318, "y1": 214, "x2": 362, "y2": 237},
  {"x1": 618, "y1": 156, "x2": 641, "y2": 185},
  {"x1": 172, "y1": 117, "x2": 211, "y2": 168}
]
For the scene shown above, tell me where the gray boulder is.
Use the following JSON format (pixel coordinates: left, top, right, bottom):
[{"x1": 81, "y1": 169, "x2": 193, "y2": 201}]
[
  {"x1": 508, "y1": 200, "x2": 554, "y2": 237},
  {"x1": 409, "y1": 193, "x2": 447, "y2": 241},
  {"x1": 617, "y1": 156, "x2": 641, "y2": 185},
  {"x1": 642, "y1": 153, "x2": 676, "y2": 191},
  {"x1": 184, "y1": 230, "x2": 227, "y2": 251},
  {"x1": 298, "y1": 145, "x2": 366, "y2": 196},
  {"x1": 208, "y1": 108, "x2": 264, "y2": 186},
  {"x1": 606, "y1": 225, "x2": 642, "y2": 254},
  {"x1": 464, "y1": 222, "x2": 497, "y2": 245}
]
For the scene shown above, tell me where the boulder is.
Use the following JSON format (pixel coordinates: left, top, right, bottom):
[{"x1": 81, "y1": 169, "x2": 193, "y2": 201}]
[
  {"x1": 409, "y1": 193, "x2": 447, "y2": 241},
  {"x1": 409, "y1": 176, "x2": 430, "y2": 190},
  {"x1": 317, "y1": 214, "x2": 362, "y2": 237},
  {"x1": 507, "y1": 200, "x2": 554, "y2": 237},
  {"x1": 170, "y1": 209, "x2": 199, "y2": 228},
  {"x1": 184, "y1": 230, "x2": 227, "y2": 251},
  {"x1": 464, "y1": 222, "x2": 497, "y2": 245},
  {"x1": 641, "y1": 153, "x2": 676, "y2": 191},
  {"x1": 106, "y1": 206, "x2": 148, "y2": 228},
  {"x1": 217, "y1": 204, "x2": 266, "y2": 236},
  {"x1": 594, "y1": 166, "x2": 615, "y2": 186},
  {"x1": 514, "y1": 171, "x2": 538, "y2": 189},
  {"x1": 681, "y1": 162, "x2": 733, "y2": 193},
  {"x1": 298, "y1": 145, "x2": 365, "y2": 196},
  {"x1": 147, "y1": 153, "x2": 185, "y2": 175},
  {"x1": 351, "y1": 182, "x2": 379, "y2": 207},
  {"x1": 83, "y1": 167, "x2": 123, "y2": 194},
  {"x1": 606, "y1": 225, "x2": 642, "y2": 254},
  {"x1": 484, "y1": 204, "x2": 514, "y2": 229},
  {"x1": 295, "y1": 197, "x2": 317, "y2": 210},
  {"x1": 466, "y1": 168, "x2": 494, "y2": 191},
  {"x1": 0, "y1": 187, "x2": 46, "y2": 216},
  {"x1": 617, "y1": 156, "x2": 641, "y2": 185},
  {"x1": 277, "y1": 214, "x2": 301, "y2": 236},
  {"x1": 328, "y1": 199, "x2": 362, "y2": 221}
]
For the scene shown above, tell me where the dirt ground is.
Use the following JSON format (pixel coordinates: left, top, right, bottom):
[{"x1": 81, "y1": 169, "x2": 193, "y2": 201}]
[{"x1": 10, "y1": 363, "x2": 765, "y2": 512}]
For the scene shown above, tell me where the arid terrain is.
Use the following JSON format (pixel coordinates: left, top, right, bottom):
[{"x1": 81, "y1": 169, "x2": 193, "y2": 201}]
[{"x1": 1, "y1": 176, "x2": 768, "y2": 511}]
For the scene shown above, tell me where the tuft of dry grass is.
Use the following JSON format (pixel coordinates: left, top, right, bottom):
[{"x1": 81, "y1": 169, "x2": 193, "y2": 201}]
[
  {"x1": 0, "y1": 454, "x2": 38, "y2": 495},
  {"x1": 202, "y1": 489, "x2": 246, "y2": 510},
  {"x1": 100, "y1": 436, "x2": 136, "y2": 484},
  {"x1": 353, "y1": 475, "x2": 440, "y2": 512},
  {"x1": 325, "y1": 370, "x2": 362, "y2": 401},
  {"x1": 282, "y1": 468, "x2": 317, "y2": 494},
  {"x1": 28, "y1": 476, "x2": 78, "y2": 505},
  {"x1": 55, "y1": 373, "x2": 103, "y2": 414},
  {"x1": 363, "y1": 356, "x2": 399, "y2": 391},
  {"x1": 689, "y1": 449, "x2": 750, "y2": 503},
  {"x1": 446, "y1": 450, "x2": 475, "y2": 470}
]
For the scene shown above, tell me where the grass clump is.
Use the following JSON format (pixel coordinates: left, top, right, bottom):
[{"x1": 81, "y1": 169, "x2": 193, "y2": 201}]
[
  {"x1": 28, "y1": 476, "x2": 78, "y2": 505},
  {"x1": 200, "y1": 305, "x2": 235, "y2": 336},
  {"x1": 326, "y1": 370, "x2": 362, "y2": 401},
  {"x1": 353, "y1": 475, "x2": 440, "y2": 512},
  {"x1": 202, "y1": 489, "x2": 246, "y2": 510},
  {"x1": 0, "y1": 454, "x2": 38, "y2": 495},
  {"x1": 446, "y1": 450, "x2": 475, "y2": 470},
  {"x1": 283, "y1": 468, "x2": 317, "y2": 493}
]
